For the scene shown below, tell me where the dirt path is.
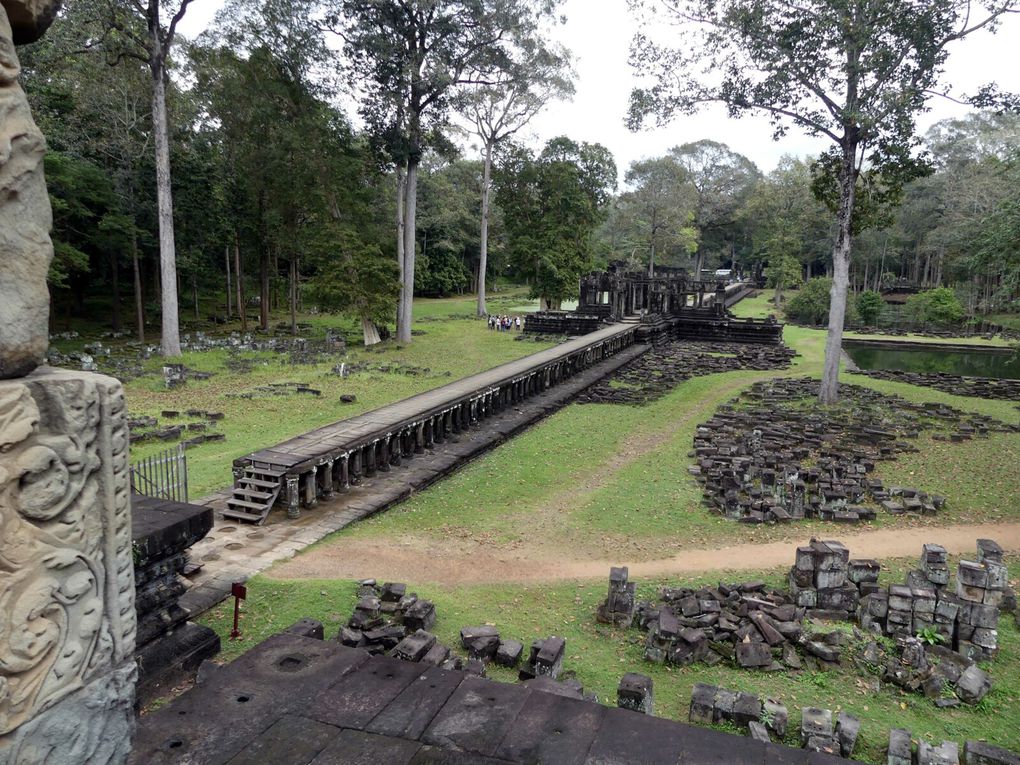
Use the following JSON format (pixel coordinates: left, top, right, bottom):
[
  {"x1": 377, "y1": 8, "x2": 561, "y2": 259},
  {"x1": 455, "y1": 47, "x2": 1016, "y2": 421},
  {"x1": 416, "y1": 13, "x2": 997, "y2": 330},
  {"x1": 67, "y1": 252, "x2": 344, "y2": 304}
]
[{"x1": 268, "y1": 521, "x2": 1020, "y2": 585}]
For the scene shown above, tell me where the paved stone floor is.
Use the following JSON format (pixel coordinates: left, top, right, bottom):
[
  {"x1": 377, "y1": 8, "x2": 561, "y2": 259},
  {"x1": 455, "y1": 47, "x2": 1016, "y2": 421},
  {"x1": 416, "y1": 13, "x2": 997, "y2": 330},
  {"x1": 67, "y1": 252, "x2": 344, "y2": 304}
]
[
  {"x1": 132, "y1": 632, "x2": 852, "y2": 765},
  {"x1": 180, "y1": 344, "x2": 649, "y2": 618}
]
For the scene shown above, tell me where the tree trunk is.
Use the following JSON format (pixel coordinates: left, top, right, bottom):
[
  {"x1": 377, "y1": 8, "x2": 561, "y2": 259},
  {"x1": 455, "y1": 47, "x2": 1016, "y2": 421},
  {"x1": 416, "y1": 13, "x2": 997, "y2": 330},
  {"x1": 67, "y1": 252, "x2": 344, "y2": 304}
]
[
  {"x1": 110, "y1": 251, "x2": 121, "y2": 332},
  {"x1": 234, "y1": 237, "x2": 247, "y2": 332},
  {"x1": 225, "y1": 244, "x2": 232, "y2": 318},
  {"x1": 648, "y1": 240, "x2": 656, "y2": 277},
  {"x1": 192, "y1": 272, "x2": 199, "y2": 320},
  {"x1": 289, "y1": 255, "x2": 298, "y2": 336},
  {"x1": 477, "y1": 141, "x2": 492, "y2": 317},
  {"x1": 818, "y1": 149, "x2": 857, "y2": 405},
  {"x1": 361, "y1": 316, "x2": 382, "y2": 346},
  {"x1": 396, "y1": 166, "x2": 406, "y2": 330},
  {"x1": 132, "y1": 229, "x2": 144, "y2": 343},
  {"x1": 398, "y1": 158, "x2": 419, "y2": 343},
  {"x1": 259, "y1": 243, "x2": 270, "y2": 331},
  {"x1": 151, "y1": 61, "x2": 181, "y2": 356}
]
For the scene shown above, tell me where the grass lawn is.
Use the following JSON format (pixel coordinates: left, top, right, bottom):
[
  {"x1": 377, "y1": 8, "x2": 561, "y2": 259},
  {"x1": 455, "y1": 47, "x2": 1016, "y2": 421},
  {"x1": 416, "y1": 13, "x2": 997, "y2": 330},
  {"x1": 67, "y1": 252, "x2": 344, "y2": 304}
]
[
  {"x1": 115, "y1": 290, "x2": 555, "y2": 497},
  {"x1": 199, "y1": 558, "x2": 1020, "y2": 765}
]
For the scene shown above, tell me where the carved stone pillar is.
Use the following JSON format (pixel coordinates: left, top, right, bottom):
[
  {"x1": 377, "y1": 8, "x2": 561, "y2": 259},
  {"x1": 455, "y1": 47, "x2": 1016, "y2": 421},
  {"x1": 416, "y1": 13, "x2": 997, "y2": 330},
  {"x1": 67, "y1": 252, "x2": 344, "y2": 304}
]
[{"x1": 0, "y1": 368, "x2": 137, "y2": 764}]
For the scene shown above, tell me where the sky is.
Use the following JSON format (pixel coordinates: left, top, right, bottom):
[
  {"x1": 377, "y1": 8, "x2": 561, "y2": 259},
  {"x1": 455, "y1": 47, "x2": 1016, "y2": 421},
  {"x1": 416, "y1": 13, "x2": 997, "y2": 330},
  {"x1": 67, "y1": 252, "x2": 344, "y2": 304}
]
[{"x1": 178, "y1": 0, "x2": 1020, "y2": 182}]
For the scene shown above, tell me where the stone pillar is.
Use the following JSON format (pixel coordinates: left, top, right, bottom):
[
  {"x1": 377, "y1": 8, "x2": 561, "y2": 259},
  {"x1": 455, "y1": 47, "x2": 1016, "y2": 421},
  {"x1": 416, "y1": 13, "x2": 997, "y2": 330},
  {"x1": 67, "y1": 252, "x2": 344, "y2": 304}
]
[
  {"x1": 285, "y1": 475, "x2": 301, "y2": 519},
  {"x1": 0, "y1": 368, "x2": 138, "y2": 764},
  {"x1": 340, "y1": 454, "x2": 350, "y2": 489},
  {"x1": 0, "y1": 2, "x2": 56, "y2": 380},
  {"x1": 322, "y1": 459, "x2": 335, "y2": 499}
]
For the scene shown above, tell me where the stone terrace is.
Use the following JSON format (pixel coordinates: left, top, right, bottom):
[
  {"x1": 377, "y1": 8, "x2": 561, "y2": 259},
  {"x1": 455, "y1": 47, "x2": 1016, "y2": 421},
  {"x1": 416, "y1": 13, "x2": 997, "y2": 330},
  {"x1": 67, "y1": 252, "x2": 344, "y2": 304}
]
[{"x1": 132, "y1": 631, "x2": 854, "y2": 765}]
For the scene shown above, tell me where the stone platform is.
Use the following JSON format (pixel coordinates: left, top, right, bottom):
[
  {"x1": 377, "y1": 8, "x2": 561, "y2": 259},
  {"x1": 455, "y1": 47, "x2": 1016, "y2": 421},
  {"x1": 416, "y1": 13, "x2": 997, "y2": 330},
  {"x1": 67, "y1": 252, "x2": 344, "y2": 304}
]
[
  {"x1": 229, "y1": 323, "x2": 639, "y2": 522},
  {"x1": 181, "y1": 342, "x2": 650, "y2": 618},
  {"x1": 131, "y1": 632, "x2": 852, "y2": 765}
]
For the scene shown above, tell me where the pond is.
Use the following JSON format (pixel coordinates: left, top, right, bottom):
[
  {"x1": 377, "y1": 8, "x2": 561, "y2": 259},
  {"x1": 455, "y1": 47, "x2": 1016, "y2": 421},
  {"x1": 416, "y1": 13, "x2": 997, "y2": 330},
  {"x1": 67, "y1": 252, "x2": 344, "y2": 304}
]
[{"x1": 844, "y1": 344, "x2": 1020, "y2": 380}]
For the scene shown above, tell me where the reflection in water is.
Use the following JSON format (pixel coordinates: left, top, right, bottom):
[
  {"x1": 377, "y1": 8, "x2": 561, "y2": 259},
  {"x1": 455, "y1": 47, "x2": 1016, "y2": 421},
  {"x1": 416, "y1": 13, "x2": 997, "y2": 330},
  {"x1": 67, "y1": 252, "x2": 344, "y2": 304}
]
[{"x1": 845, "y1": 345, "x2": 1020, "y2": 380}]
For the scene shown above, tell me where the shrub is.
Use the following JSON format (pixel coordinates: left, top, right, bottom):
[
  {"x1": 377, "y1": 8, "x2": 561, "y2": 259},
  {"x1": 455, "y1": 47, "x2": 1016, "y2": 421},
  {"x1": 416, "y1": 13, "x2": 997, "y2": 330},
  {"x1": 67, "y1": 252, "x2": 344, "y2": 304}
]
[
  {"x1": 785, "y1": 277, "x2": 859, "y2": 327},
  {"x1": 904, "y1": 288, "x2": 965, "y2": 326},
  {"x1": 856, "y1": 290, "x2": 884, "y2": 325}
]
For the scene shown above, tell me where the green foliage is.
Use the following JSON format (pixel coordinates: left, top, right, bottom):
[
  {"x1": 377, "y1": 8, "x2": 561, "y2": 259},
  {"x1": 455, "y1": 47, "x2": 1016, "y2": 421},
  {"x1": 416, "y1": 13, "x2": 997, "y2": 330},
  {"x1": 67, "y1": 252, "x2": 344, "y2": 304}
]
[
  {"x1": 904, "y1": 288, "x2": 965, "y2": 326},
  {"x1": 496, "y1": 136, "x2": 617, "y2": 305},
  {"x1": 856, "y1": 291, "x2": 885, "y2": 325},
  {"x1": 785, "y1": 278, "x2": 835, "y2": 326},
  {"x1": 917, "y1": 627, "x2": 946, "y2": 646},
  {"x1": 764, "y1": 255, "x2": 802, "y2": 292}
]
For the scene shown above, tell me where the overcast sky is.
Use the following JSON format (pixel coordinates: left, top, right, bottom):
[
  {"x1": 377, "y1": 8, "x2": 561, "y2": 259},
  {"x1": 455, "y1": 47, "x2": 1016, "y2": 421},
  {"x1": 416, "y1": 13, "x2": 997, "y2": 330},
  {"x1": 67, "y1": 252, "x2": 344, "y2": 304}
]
[{"x1": 178, "y1": 0, "x2": 1020, "y2": 181}]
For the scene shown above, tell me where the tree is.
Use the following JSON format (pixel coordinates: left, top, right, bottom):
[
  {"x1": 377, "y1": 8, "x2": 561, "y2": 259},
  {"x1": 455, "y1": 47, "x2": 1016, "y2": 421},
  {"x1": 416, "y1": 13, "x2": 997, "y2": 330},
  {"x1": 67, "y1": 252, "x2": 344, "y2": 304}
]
[
  {"x1": 628, "y1": 0, "x2": 1018, "y2": 402},
  {"x1": 88, "y1": 0, "x2": 196, "y2": 356},
  {"x1": 496, "y1": 136, "x2": 617, "y2": 309},
  {"x1": 765, "y1": 253, "x2": 802, "y2": 307},
  {"x1": 904, "y1": 287, "x2": 965, "y2": 325},
  {"x1": 332, "y1": 0, "x2": 562, "y2": 343},
  {"x1": 466, "y1": 38, "x2": 573, "y2": 315},
  {"x1": 668, "y1": 140, "x2": 759, "y2": 278},
  {"x1": 786, "y1": 277, "x2": 860, "y2": 326},
  {"x1": 856, "y1": 290, "x2": 884, "y2": 325},
  {"x1": 619, "y1": 155, "x2": 698, "y2": 274}
]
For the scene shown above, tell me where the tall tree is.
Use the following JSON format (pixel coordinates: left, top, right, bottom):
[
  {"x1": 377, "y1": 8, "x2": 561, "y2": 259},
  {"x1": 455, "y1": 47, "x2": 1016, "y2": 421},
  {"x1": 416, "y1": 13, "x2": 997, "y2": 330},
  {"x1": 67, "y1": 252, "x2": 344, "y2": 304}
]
[
  {"x1": 628, "y1": 0, "x2": 1018, "y2": 402},
  {"x1": 90, "y1": 0, "x2": 196, "y2": 356},
  {"x1": 466, "y1": 39, "x2": 573, "y2": 315},
  {"x1": 332, "y1": 0, "x2": 563, "y2": 343},
  {"x1": 619, "y1": 155, "x2": 698, "y2": 274},
  {"x1": 668, "y1": 140, "x2": 759, "y2": 278},
  {"x1": 496, "y1": 136, "x2": 617, "y2": 309}
]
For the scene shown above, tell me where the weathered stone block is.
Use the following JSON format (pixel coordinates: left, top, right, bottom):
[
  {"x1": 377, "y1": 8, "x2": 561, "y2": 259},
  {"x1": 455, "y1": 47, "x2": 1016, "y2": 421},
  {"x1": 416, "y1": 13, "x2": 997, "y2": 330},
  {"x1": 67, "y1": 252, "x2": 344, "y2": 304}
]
[
  {"x1": 963, "y1": 740, "x2": 1020, "y2": 765},
  {"x1": 617, "y1": 672, "x2": 654, "y2": 715},
  {"x1": 888, "y1": 728, "x2": 914, "y2": 765},
  {"x1": 0, "y1": 369, "x2": 136, "y2": 761},
  {"x1": 956, "y1": 665, "x2": 992, "y2": 705},
  {"x1": 735, "y1": 640, "x2": 772, "y2": 668},
  {"x1": 494, "y1": 639, "x2": 523, "y2": 669},
  {"x1": 688, "y1": 683, "x2": 717, "y2": 725}
]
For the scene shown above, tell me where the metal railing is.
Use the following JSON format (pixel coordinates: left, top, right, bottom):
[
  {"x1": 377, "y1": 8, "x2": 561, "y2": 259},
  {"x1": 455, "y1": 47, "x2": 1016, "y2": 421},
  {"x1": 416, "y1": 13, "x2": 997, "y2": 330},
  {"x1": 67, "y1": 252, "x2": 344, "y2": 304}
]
[{"x1": 130, "y1": 444, "x2": 188, "y2": 503}]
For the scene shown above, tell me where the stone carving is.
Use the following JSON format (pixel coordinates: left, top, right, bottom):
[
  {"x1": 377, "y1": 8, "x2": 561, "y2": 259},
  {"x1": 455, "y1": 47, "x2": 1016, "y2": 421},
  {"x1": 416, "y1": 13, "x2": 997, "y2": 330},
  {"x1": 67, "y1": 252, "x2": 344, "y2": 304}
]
[
  {"x1": 2, "y1": 0, "x2": 60, "y2": 44},
  {"x1": 0, "y1": 4, "x2": 54, "y2": 379},
  {"x1": 0, "y1": 369, "x2": 135, "y2": 741}
]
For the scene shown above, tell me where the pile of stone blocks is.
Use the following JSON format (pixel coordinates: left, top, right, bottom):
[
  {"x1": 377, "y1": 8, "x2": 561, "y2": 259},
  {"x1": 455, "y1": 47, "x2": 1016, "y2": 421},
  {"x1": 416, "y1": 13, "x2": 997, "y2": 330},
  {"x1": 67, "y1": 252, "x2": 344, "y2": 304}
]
[
  {"x1": 596, "y1": 566, "x2": 637, "y2": 626},
  {"x1": 956, "y1": 539, "x2": 1009, "y2": 660},
  {"x1": 789, "y1": 540, "x2": 874, "y2": 619},
  {"x1": 859, "y1": 540, "x2": 1007, "y2": 660},
  {"x1": 688, "y1": 684, "x2": 788, "y2": 742},
  {"x1": 641, "y1": 580, "x2": 806, "y2": 670},
  {"x1": 799, "y1": 707, "x2": 860, "y2": 758},
  {"x1": 869, "y1": 636, "x2": 992, "y2": 706},
  {"x1": 890, "y1": 731, "x2": 1020, "y2": 765}
]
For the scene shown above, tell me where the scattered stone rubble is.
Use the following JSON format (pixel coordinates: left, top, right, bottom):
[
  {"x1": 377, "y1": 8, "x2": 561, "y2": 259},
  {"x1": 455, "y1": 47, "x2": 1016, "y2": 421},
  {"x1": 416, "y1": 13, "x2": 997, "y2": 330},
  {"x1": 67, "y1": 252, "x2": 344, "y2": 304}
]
[
  {"x1": 337, "y1": 579, "x2": 594, "y2": 699},
  {"x1": 577, "y1": 340, "x2": 798, "y2": 405},
  {"x1": 617, "y1": 673, "x2": 654, "y2": 715},
  {"x1": 127, "y1": 409, "x2": 227, "y2": 448},
  {"x1": 688, "y1": 685, "x2": 802, "y2": 749},
  {"x1": 690, "y1": 377, "x2": 1018, "y2": 524},
  {"x1": 597, "y1": 566, "x2": 637, "y2": 626},
  {"x1": 855, "y1": 369, "x2": 1020, "y2": 402}
]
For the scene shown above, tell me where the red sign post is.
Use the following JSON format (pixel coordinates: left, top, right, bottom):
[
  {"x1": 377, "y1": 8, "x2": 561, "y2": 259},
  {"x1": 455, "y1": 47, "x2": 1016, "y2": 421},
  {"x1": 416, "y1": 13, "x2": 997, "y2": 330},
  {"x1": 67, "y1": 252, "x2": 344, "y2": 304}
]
[{"x1": 230, "y1": 582, "x2": 247, "y2": 640}]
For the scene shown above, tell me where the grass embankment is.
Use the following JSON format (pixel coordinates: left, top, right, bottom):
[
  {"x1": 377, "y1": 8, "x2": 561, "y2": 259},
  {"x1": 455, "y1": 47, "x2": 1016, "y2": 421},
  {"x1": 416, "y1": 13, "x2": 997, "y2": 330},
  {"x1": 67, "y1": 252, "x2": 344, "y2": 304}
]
[
  {"x1": 200, "y1": 559, "x2": 1020, "y2": 765},
  {"x1": 117, "y1": 290, "x2": 554, "y2": 497}
]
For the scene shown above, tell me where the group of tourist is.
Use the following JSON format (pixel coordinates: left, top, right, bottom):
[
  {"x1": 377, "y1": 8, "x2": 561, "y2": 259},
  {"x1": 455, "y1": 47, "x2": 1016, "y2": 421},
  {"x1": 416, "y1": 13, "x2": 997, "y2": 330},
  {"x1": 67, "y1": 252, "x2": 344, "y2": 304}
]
[{"x1": 488, "y1": 314, "x2": 522, "y2": 332}]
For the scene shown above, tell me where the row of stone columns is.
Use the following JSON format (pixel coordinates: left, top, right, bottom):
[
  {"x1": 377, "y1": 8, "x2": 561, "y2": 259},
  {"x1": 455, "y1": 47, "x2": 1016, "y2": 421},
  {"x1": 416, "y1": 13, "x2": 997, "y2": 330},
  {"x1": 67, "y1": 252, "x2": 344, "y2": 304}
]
[{"x1": 279, "y1": 330, "x2": 636, "y2": 518}]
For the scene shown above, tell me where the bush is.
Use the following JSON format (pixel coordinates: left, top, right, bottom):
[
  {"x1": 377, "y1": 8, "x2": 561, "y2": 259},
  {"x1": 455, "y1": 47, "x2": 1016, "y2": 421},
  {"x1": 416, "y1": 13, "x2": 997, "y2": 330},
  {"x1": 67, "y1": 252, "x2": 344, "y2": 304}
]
[
  {"x1": 856, "y1": 290, "x2": 884, "y2": 325},
  {"x1": 785, "y1": 277, "x2": 859, "y2": 327},
  {"x1": 904, "y1": 288, "x2": 965, "y2": 326}
]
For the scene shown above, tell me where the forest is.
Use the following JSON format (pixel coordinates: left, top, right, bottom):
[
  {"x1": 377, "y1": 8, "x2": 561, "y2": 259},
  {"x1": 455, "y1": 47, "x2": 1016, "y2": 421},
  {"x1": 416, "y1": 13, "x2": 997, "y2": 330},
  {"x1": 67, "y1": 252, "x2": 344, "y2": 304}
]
[{"x1": 24, "y1": 0, "x2": 1020, "y2": 351}]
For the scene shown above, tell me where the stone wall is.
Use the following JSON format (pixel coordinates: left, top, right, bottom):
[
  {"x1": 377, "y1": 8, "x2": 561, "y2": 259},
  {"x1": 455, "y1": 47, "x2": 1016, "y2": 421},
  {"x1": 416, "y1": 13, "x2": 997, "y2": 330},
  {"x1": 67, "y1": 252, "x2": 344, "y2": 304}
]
[{"x1": 0, "y1": 369, "x2": 137, "y2": 763}]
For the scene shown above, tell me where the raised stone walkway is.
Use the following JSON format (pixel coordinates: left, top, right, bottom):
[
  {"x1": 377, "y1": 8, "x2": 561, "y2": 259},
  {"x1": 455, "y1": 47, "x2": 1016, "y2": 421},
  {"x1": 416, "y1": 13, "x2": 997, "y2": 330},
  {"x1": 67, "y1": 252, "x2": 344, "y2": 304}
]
[
  {"x1": 181, "y1": 341, "x2": 649, "y2": 617},
  {"x1": 131, "y1": 631, "x2": 853, "y2": 765}
]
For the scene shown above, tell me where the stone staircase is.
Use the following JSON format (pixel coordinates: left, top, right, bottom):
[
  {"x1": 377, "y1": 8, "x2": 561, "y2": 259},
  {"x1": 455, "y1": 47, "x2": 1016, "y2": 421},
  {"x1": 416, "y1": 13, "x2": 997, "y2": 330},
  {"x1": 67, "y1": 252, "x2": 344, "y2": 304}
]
[{"x1": 222, "y1": 465, "x2": 284, "y2": 524}]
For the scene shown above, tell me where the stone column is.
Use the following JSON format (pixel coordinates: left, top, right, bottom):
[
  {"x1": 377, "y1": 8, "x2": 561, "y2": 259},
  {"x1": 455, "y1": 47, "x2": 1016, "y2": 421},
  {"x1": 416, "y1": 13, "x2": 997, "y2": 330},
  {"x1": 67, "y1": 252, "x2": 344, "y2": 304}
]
[
  {"x1": 0, "y1": 2, "x2": 55, "y2": 379},
  {"x1": 0, "y1": 369, "x2": 138, "y2": 764},
  {"x1": 1, "y1": 3, "x2": 139, "y2": 763}
]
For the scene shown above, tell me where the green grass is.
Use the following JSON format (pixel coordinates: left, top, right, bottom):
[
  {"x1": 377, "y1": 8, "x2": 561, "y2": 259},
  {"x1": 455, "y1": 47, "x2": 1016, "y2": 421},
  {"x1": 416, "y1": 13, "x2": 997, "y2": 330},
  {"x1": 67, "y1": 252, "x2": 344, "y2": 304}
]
[
  {"x1": 199, "y1": 558, "x2": 1020, "y2": 765},
  {"x1": 116, "y1": 291, "x2": 555, "y2": 497},
  {"x1": 988, "y1": 313, "x2": 1020, "y2": 332}
]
